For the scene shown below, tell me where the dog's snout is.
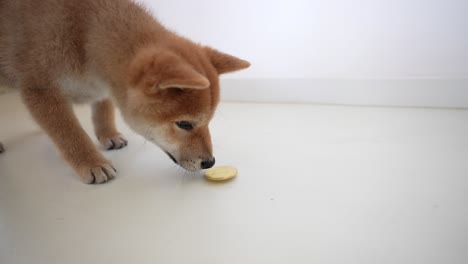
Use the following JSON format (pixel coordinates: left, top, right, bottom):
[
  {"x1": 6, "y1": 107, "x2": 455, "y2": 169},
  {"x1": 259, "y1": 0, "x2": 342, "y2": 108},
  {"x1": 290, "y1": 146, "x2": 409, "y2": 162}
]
[
  {"x1": 201, "y1": 157, "x2": 216, "y2": 169},
  {"x1": 165, "y1": 151, "x2": 178, "y2": 164}
]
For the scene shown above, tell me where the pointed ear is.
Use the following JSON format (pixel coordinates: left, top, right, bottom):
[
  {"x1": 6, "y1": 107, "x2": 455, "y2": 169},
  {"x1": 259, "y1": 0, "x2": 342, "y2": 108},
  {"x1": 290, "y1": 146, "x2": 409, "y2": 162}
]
[
  {"x1": 205, "y1": 47, "x2": 251, "y2": 74},
  {"x1": 159, "y1": 64, "x2": 210, "y2": 90},
  {"x1": 129, "y1": 48, "x2": 210, "y2": 93}
]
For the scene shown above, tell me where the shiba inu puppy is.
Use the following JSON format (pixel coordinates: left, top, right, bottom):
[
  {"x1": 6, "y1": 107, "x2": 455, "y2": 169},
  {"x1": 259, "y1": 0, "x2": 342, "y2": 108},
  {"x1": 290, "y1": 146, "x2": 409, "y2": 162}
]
[{"x1": 0, "y1": 0, "x2": 250, "y2": 183}]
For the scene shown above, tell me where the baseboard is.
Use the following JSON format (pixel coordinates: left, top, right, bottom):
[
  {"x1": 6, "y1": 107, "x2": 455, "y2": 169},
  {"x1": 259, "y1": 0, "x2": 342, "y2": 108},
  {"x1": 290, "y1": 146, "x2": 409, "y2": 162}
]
[
  {"x1": 220, "y1": 78, "x2": 468, "y2": 108},
  {"x1": 2, "y1": 78, "x2": 466, "y2": 108}
]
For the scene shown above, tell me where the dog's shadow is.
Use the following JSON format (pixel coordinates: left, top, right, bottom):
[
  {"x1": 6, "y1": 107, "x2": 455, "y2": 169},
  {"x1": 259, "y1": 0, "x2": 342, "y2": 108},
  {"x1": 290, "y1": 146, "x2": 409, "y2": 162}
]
[{"x1": 1, "y1": 130, "x2": 57, "y2": 159}]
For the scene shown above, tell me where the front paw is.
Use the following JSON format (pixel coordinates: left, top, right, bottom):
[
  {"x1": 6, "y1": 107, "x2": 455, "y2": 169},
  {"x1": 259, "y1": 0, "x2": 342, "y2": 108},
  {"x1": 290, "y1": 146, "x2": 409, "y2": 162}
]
[
  {"x1": 97, "y1": 134, "x2": 128, "y2": 150},
  {"x1": 77, "y1": 161, "x2": 117, "y2": 184}
]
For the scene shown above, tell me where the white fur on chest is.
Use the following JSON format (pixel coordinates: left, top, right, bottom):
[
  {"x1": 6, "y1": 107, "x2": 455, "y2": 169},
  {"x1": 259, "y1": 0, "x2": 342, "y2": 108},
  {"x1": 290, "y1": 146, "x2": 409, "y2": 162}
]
[{"x1": 59, "y1": 73, "x2": 111, "y2": 104}]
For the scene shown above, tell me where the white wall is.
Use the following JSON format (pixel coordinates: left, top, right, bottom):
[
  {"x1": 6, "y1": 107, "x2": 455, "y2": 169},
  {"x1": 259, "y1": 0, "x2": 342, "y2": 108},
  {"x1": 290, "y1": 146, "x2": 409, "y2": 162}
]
[{"x1": 141, "y1": 0, "x2": 468, "y2": 107}]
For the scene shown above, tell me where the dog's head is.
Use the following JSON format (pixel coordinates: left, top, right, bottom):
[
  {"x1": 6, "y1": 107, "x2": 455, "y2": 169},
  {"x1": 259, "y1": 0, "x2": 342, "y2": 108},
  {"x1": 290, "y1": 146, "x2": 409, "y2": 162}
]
[{"x1": 121, "y1": 41, "x2": 249, "y2": 171}]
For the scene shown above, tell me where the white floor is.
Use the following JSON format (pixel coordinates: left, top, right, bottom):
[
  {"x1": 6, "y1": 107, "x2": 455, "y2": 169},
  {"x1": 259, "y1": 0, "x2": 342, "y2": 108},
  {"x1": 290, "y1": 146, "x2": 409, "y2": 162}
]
[{"x1": 1, "y1": 92, "x2": 467, "y2": 264}]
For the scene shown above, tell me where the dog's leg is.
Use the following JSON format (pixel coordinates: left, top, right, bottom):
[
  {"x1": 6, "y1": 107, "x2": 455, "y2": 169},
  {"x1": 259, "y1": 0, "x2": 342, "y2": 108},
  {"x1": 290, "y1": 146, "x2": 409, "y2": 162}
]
[
  {"x1": 92, "y1": 99, "x2": 128, "y2": 150},
  {"x1": 0, "y1": 142, "x2": 4, "y2": 153},
  {"x1": 21, "y1": 87, "x2": 116, "y2": 184}
]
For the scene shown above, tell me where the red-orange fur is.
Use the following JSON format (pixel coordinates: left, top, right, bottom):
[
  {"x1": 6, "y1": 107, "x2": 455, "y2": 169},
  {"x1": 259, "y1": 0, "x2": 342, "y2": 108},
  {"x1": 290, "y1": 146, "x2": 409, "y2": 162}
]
[{"x1": 0, "y1": 0, "x2": 250, "y2": 183}]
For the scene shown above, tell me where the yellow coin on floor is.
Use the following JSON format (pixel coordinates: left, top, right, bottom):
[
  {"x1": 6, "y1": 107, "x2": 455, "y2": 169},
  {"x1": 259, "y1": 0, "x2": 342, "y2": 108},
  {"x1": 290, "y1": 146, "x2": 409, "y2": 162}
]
[{"x1": 205, "y1": 166, "x2": 237, "y2": 181}]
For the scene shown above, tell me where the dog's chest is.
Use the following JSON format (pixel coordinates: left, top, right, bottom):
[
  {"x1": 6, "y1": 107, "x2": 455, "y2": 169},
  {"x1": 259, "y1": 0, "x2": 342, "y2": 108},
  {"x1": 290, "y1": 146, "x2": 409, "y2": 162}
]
[{"x1": 59, "y1": 73, "x2": 111, "y2": 104}]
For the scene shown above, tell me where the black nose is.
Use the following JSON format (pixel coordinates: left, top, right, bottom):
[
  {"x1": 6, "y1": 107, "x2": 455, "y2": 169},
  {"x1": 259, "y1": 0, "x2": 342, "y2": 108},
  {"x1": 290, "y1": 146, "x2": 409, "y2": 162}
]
[{"x1": 201, "y1": 157, "x2": 216, "y2": 169}]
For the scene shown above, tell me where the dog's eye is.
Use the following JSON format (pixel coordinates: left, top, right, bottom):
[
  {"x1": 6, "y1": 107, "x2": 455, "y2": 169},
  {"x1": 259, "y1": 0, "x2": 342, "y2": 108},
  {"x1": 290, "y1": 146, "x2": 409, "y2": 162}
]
[{"x1": 176, "y1": 121, "x2": 194, "y2": 131}]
